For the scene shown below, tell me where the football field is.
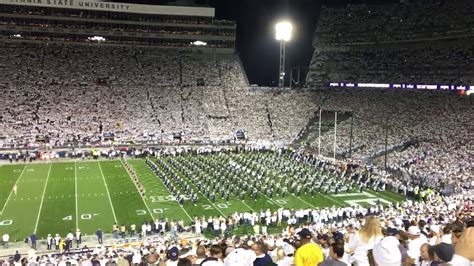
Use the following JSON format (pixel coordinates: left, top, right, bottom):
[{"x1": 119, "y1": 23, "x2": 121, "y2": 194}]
[{"x1": 0, "y1": 159, "x2": 406, "y2": 241}]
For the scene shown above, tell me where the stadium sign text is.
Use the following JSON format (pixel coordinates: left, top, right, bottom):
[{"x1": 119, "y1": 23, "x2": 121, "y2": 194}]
[
  {"x1": 2, "y1": 0, "x2": 215, "y2": 17},
  {"x1": 8, "y1": 0, "x2": 130, "y2": 10}
]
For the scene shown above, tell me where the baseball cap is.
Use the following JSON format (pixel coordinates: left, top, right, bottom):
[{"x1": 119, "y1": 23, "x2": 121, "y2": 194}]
[
  {"x1": 282, "y1": 243, "x2": 294, "y2": 256},
  {"x1": 297, "y1": 228, "x2": 313, "y2": 239},
  {"x1": 225, "y1": 248, "x2": 256, "y2": 266},
  {"x1": 430, "y1": 243, "x2": 454, "y2": 262},
  {"x1": 167, "y1": 247, "x2": 179, "y2": 261},
  {"x1": 373, "y1": 236, "x2": 402, "y2": 266},
  {"x1": 408, "y1": 226, "x2": 420, "y2": 236},
  {"x1": 387, "y1": 227, "x2": 400, "y2": 236},
  {"x1": 430, "y1": 225, "x2": 440, "y2": 234},
  {"x1": 333, "y1": 232, "x2": 344, "y2": 241}
]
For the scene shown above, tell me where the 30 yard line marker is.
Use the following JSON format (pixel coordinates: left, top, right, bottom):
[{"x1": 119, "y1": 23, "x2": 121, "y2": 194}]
[
  {"x1": 74, "y1": 160, "x2": 79, "y2": 230},
  {"x1": 34, "y1": 163, "x2": 52, "y2": 233},
  {"x1": 0, "y1": 164, "x2": 28, "y2": 215},
  {"x1": 97, "y1": 161, "x2": 118, "y2": 223},
  {"x1": 120, "y1": 159, "x2": 154, "y2": 220}
]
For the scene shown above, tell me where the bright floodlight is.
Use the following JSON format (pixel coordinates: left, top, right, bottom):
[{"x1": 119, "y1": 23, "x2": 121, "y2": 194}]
[
  {"x1": 275, "y1": 21, "x2": 292, "y2": 41},
  {"x1": 191, "y1": 40, "x2": 207, "y2": 46}
]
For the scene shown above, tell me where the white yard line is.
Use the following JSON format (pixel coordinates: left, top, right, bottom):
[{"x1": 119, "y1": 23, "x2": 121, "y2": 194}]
[
  {"x1": 320, "y1": 193, "x2": 346, "y2": 206},
  {"x1": 146, "y1": 162, "x2": 193, "y2": 222},
  {"x1": 241, "y1": 200, "x2": 255, "y2": 212},
  {"x1": 34, "y1": 163, "x2": 52, "y2": 233},
  {"x1": 120, "y1": 159, "x2": 155, "y2": 220},
  {"x1": 97, "y1": 161, "x2": 118, "y2": 223},
  {"x1": 266, "y1": 196, "x2": 284, "y2": 208},
  {"x1": 74, "y1": 160, "x2": 79, "y2": 230},
  {"x1": 198, "y1": 192, "x2": 226, "y2": 217},
  {"x1": 290, "y1": 194, "x2": 316, "y2": 208},
  {"x1": 0, "y1": 164, "x2": 28, "y2": 215},
  {"x1": 372, "y1": 190, "x2": 399, "y2": 203}
]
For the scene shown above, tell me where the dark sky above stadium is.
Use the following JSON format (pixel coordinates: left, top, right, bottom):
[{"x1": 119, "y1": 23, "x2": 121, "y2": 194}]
[{"x1": 113, "y1": 0, "x2": 323, "y2": 86}]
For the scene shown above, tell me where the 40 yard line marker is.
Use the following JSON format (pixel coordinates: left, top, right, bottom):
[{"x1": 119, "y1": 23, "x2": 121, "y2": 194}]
[
  {"x1": 74, "y1": 160, "x2": 79, "y2": 230},
  {"x1": 0, "y1": 164, "x2": 28, "y2": 215},
  {"x1": 34, "y1": 163, "x2": 52, "y2": 233},
  {"x1": 97, "y1": 161, "x2": 118, "y2": 223}
]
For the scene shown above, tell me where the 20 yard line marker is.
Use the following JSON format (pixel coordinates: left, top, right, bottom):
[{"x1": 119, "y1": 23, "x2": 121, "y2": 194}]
[
  {"x1": 0, "y1": 164, "x2": 28, "y2": 215},
  {"x1": 34, "y1": 163, "x2": 52, "y2": 233},
  {"x1": 145, "y1": 161, "x2": 193, "y2": 222},
  {"x1": 97, "y1": 161, "x2": 118, "y2": 223}
]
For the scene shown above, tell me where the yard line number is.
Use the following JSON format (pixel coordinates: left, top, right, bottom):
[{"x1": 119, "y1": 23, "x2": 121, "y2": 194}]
[
  {"x1": 62, "y1": 214, "x2": 99, "y2": 221},
  {"x1": 136, "y1": 208, "x2": 168, "y2": 215}
]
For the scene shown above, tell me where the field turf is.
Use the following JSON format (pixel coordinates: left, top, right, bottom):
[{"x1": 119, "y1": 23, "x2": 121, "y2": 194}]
[{"x1": 0, "y1": 158, "x2": 405, "y2": 241}]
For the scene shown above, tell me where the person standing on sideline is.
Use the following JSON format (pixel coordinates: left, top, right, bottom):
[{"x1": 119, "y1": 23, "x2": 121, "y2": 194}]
[
  {"x1": 96, "y1": 228, "x2": 103, "y2": 244},
  {"x1": 113, "y1": 223, "x2": 119, "y2": 239},
  {"x1": 13, "y1": 185, "x2": 17, "y2": 195},
  {"x1": 76, "y1": 229, "x2": 82, "y2": 247},
  {"x1": 2, "y1": 233, "x2": 9, "y2": 248},
  {"x1": 130, "y1": 223, "x2": 136, "y2": 237},
  {"x1": 30, "y1": 233, "x2": 37, "y2": 249},
  {"x1": 54, "y1": 234, "x2": 61, "y2": 250},
  {"x1": 120, "y1": 224, "x2": 126, "y2": 239},
  {"x1": 46, "y1": 234, "x2": 52, "y2": 250}
]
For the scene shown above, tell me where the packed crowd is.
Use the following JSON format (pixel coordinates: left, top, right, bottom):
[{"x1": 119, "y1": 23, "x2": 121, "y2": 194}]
[
  {"x1": 294, "y1": 88, "x2": 472, "y2": 190},
  {"x1": 2, "y1": 189, "x2": 472, "y2": 265},
  {"x1": 307, "y1": 45, "x2": 474, "y2": 85},
  {"x1": 315, "y1": 0, "x2": 474, "y2": 45},
  {"x1": 0, "y1": 41, "x2": 314, "y2": 147}
]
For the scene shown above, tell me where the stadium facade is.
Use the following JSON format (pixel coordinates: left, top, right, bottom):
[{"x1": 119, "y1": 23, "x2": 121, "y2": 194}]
[{"x1": 0, "y1": 0, "x2": 235, "y2": 51}]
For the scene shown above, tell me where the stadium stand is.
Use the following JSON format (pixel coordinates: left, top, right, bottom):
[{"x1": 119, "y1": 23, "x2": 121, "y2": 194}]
[{"x1": 0, "y1": 0, "x2": 472, "y2": 265}]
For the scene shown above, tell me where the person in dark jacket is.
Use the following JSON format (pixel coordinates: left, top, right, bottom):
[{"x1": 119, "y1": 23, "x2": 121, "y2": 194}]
[
  {"x1": 252, "y1": 242, "x2": 273, "y2": 266},
  {"x1": 96, "y1": 228, "x2": 103, "y2": 244},
  {"x1": 30, "y1": 233, "x2": 37, "y2": 249}
]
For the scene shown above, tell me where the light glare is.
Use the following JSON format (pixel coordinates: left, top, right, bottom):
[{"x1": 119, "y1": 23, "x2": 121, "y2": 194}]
[{"x1": 275, "y1": 21, "x2": 292, "y2": 41}]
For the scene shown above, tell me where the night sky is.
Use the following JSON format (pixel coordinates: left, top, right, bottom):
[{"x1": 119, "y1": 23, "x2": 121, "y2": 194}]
[
  {"x1": 114, "y1": 0, "x2": 323, "y2": 86},
  {"x1": 211, "y1": 0, "x2": 322, "y2": 86}
]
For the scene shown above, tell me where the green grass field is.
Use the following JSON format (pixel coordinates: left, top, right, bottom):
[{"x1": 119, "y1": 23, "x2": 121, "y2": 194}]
[{"x1": 0, "y1": 157, "x2": 406, "y2": 241}]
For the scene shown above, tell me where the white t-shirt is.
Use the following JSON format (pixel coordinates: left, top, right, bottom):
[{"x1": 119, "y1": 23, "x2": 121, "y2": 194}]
[
  {"x1": 407, "y1": 237, "x2": 428, "y2": 265},
  {"x1": 276, "y1": 257, "x2": 293, "y2": 266},
  {"x1": 441, "y1": 234, "x2": 452, "y2": 244},
  {"x1": 348, "y1": 233, "x2": 383, "y2": 266}
]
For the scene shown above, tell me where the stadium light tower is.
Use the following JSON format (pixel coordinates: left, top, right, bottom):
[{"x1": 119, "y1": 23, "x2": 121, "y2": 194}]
[{"x1": 275, "y1": 21, "x2": 292, "y2": 88}]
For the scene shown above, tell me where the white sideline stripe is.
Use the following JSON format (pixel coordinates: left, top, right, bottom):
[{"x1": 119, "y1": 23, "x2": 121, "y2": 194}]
[
  {"x1": 97, "y1": 161, "x2": 118, "y2": 223},
  {"x1": 120, "y1": 159, "x2": 155, "y2": 220},
  {"x1": 34, "y1": 163, "x2": 53, "y2": 233},
  {"x1": 74, "y1": 160, "x2": 79, "y2": 230},
  {"x1": 146, "y1": 162, "x2": 193, "y2": 222},
  {"x1": 0, "y1": 164, "x2": 28, "y2": 215}
]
